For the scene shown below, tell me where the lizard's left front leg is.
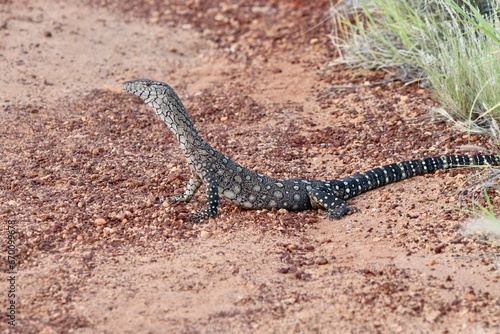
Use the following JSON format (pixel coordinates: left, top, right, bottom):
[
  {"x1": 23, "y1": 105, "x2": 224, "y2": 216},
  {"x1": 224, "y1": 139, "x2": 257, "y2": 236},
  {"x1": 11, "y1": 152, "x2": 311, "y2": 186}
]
[{"x1": 188, "y1": 172, "x2": 219, "y2": 222}]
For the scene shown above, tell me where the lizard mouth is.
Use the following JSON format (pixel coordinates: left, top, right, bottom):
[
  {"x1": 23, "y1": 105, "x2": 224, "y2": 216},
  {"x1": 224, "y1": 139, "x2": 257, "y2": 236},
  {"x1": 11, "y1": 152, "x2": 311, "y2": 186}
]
[{"x1": 122, "y1": 79, "x2": 167, "y2": 98}]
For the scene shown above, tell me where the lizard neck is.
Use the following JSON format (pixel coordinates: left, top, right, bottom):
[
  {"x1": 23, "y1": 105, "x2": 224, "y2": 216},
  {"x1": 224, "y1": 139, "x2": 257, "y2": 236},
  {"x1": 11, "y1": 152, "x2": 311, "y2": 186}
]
[{"x1": 146, "y1": 94, "x2": 209, "y2": 157}]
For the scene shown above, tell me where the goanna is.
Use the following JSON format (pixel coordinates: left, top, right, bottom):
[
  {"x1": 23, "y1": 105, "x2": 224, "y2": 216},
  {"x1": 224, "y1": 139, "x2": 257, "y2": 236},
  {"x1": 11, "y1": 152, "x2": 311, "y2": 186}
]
[{"x1": 122, "y1": 79, "x2": 500, "y2": 222}]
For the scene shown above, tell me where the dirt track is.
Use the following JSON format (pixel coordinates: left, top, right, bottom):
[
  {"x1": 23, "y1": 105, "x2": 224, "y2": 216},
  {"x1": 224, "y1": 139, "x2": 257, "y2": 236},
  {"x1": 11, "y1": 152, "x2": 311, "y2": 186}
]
[{"x1": 1, "y1": 1, "x2": 499, "y2": 333}]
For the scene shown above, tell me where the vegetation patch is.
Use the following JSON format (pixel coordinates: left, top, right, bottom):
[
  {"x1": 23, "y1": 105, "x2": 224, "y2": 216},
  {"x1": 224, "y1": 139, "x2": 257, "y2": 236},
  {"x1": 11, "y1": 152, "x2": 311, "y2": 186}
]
[{"x1": 330, "y1": 0, "x2": 500, "y2": 136}]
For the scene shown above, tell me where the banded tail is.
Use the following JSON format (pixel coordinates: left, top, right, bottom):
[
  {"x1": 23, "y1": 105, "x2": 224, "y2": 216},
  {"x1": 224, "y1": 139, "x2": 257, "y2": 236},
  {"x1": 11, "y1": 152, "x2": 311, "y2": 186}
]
[{"x1": 311, "y1": 154, "x2": 500, "y2": 219}]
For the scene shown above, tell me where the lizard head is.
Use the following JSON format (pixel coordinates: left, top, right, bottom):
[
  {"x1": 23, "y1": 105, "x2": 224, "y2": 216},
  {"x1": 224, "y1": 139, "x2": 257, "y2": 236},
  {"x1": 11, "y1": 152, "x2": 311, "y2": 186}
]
[
  {"x1": 122, "y1": 79, "x2": 193, "y2": 128},
  {"x1": 122, "y1": 79, "x2": 176, "y2": 101}
]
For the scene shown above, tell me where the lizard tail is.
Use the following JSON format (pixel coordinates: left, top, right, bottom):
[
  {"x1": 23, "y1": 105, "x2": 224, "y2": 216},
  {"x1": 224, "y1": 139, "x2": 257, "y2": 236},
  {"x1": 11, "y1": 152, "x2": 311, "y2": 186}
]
[{"x1": 334, "y1": 154, "x2": 500, "y2": 198}]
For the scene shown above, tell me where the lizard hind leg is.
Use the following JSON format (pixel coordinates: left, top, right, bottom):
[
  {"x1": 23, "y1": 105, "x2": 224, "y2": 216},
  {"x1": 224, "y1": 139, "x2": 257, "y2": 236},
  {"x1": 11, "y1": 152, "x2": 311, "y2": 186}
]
[{"x1": 308, "y1": 187, "x2": 353, "y2": 219}]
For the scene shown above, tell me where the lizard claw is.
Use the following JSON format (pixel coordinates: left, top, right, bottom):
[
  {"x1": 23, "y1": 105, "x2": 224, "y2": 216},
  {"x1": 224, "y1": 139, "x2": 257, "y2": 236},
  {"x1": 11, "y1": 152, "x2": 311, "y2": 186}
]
[{"x1": 169, "y1": 194, "x2": 188, "y2": 202}]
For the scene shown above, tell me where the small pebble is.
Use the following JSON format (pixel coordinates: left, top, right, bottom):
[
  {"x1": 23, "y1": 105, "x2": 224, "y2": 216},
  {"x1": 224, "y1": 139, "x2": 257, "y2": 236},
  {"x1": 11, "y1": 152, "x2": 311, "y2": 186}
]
[
  {"x1": 465, "y1": 293, "x2": 476, "y2": 302},
  {"x1": 352, "y1": 115, "x2": 366, "y2": 123},
  {"x1": 277, "y1": 267, "x2": 290, "y2": 274},
  {"x1": 94, "y1": 218, "x2": 106, "y2": 226},
  {"x1": 103, "y1": 227, "x2": 113, "y2": 235},
  {"x1": 200, "y1": 230, "x2": 211, "y2": 239},
  {"x1": 304, "y1": 245, "x2": 315, "y2": 252}
]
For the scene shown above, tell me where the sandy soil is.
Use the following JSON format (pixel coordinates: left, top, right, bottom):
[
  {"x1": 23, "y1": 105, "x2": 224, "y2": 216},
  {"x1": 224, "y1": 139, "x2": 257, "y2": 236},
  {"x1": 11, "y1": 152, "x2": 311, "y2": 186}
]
[{"x1": 1, "y1": 0, "x2": 499, "y2": 333}]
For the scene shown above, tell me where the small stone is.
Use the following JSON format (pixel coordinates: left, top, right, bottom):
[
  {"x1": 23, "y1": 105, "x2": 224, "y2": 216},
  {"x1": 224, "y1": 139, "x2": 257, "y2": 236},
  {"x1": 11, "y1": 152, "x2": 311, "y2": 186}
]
[
  {"x1": 427, "y1": 259, "x2": 437, "y2": 266},
  {"x1": 214, "y1": 13, "x2": 226, "y2": 22},
  {"x1": 277, "y1": 208, "x2": 288, "y2": 214},
  {"x1": 407, "y1": 212, "x2": 419, "y2": 219},
  {"x1": 103, "y1": 227, "x2": 113, "y2": 236},
  {"x1": 426, "y1": 310, "x2": 441, "y2": 322},
  {"x1": 352, "y1": 115, "x2": 366, "y2": 123},
  {"x1": 309, "y1": 38, "x2": 319, "y2": 45},
  {"x1": 304, "y1": 245, "x2": 315, "y2": 252},
  {"x1": 200, "y1": 230, "x2": 211, "y2": 239},
  {"x1": 251, "y1": 6, "x2": 271, "y2": 14},
  {"x1": 94, "y1": 218, "x2": 106, "y2": 226},
  {"x1": 465, "y1": 293, "x2": 476, "y2": 301},
  {"x1": 316, "y1": 257, "x2": 328, "y2": 265},
  {"x1": 277, "y1": 267, "x2": 290, "y2": 274}
]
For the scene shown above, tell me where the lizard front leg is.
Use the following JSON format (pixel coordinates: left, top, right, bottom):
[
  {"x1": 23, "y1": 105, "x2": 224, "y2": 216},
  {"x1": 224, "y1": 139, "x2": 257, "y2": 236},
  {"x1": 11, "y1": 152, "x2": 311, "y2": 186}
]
[
  {"x1": 188, "y1": 172, "x2": 219, "y2": 222},
  {"x1": 170, "y1": 172, "x2": 202, "y2": 202}
]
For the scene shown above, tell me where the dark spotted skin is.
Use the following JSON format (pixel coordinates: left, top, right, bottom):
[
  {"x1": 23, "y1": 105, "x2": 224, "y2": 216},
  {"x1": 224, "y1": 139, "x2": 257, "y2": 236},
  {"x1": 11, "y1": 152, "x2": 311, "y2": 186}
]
[{"x1": 122, "y1": 79, "x2": 500, "y2": 222}]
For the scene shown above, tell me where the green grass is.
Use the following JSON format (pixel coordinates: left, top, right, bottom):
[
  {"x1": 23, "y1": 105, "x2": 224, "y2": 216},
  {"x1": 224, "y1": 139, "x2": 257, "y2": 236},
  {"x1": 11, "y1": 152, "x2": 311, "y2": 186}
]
[{"x1": 330, "y1": 0, "x2": 500, "y2": 135}]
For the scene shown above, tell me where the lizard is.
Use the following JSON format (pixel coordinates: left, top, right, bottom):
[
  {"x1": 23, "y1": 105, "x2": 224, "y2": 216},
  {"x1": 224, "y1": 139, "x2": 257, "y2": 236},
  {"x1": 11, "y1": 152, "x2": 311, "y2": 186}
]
[{"x1": 122, "y1": 79, "x2": 500, "y2": 222}]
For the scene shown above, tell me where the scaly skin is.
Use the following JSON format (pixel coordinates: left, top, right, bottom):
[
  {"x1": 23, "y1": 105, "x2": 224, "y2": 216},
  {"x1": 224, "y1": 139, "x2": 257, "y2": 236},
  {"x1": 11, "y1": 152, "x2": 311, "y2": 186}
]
[{"x1": 122, "y1": 79, "x2": 500, "y2": 222}]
